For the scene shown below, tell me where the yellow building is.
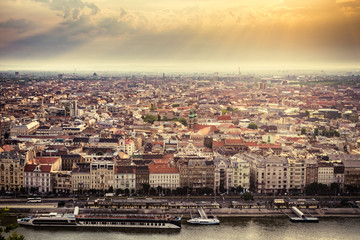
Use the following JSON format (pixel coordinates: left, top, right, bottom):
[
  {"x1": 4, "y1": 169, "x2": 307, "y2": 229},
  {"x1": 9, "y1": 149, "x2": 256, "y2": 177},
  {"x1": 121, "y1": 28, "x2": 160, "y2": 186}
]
[
  {"x1": 90, "y1": 161, "x2": 114, "y2": 191},
  {"x1": 0, "y1": 151, "x2": 25, "y2": 191}
]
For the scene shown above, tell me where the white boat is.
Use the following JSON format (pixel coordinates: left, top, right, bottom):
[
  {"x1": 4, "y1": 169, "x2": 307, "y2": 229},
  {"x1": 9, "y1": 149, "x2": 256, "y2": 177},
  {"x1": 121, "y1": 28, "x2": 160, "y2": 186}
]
[
  {"x1": 187, "y1": 207, "x2": 220, "y2": 225},
  {"x1": 187, "y1": 217, "x2": 220, "y2": 225},
  {"x1": 17, "y1": 212, "x2": 77, "y2": 227},
  {"x1": 18, "y1": 207, "x2": 181, "y2": 229}
]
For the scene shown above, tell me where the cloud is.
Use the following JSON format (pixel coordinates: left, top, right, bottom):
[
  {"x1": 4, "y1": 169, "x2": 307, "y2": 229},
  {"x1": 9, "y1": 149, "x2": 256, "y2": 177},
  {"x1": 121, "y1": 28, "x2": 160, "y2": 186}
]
[
  {"x1": 0, "y1": 18, "x2": 36, "y2": 33},
  {"x1": 32, "y1": 0, "x2": 99, "y2": 20}
]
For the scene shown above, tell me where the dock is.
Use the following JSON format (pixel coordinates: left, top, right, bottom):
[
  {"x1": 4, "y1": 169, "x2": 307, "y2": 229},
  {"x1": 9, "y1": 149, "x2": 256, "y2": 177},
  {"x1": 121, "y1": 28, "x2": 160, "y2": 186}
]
[
  {"x1": 289, "y1": 207, "x2": 319, "y2": 223},
  {"x1": 198, "y1": 207, "x2": 208, "y2": 219}
]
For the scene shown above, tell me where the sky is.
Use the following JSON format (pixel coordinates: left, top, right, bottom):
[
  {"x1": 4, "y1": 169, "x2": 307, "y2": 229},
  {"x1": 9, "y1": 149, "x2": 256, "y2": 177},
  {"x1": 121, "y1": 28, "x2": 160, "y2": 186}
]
[{"x1": 0, "y1": 0, "x2": 359, "y2": 72}]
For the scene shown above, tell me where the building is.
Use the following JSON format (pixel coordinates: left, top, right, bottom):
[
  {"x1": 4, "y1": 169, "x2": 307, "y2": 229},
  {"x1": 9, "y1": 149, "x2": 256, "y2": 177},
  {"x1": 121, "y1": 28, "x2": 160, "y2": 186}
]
[
  {"x1": 343, "y1": 160, "x2": 360, "y2": 191},
  {"x1": 61, "y1": 100, "x2": 78, "y2": 117},
  {"x1": 24, "y1": 164, "x2": 52, "y2": 193},
  {"x1": 135, "y1": 166, "x2": 149, "y2": 192},
  {"x1": 148, "y1": 164, "x2": 180, "y2": 190},
  {"x1": 213, "y1": 156, "x2": 233, "y2": 193},
  {"x1": 305, "y1": 158, "x2": 318, "y2": 185},
  {"x1": 230, "y1": 155, "x2": 250, "y2": 191},
  {"x1": 0, "y1": 151, "x2": 25, "y2": 191},
  {"x1": 178, "y1": 157, "x2": 215, "y2": 193},
  {"x1": 114, "y1": 166, "x2": 136, "y2": 192},
  {"x1": 317, "y1": 162, "x2": 334, "y2": 186},
  {"x1": 287, "y1": 158, "x2": 306, "y2": 193},
  {"x1": 10, "y1": 121, "x2": 39, "y2": 136},
  {"x1": 61, "y1": 154, "x2": 82, "y2": 171},
  {"x1": 72, "y1": 163, "x2": 90, "y2": 193},
  {"x1": 261, "y1": 155, "x2": 288, "y2": 194},
  {"x1": 90, "y1": 161, "x2": 114, "y2": 191},
  {"x1": 52, "y1": 171, "x2": 72, "y2": 193}
]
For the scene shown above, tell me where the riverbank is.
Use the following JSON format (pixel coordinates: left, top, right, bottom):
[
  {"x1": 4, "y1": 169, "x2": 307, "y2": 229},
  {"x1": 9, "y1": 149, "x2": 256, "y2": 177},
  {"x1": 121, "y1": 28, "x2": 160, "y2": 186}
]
[{"x1": 5, "y1": 206, "x2": 360, "y2": 219}]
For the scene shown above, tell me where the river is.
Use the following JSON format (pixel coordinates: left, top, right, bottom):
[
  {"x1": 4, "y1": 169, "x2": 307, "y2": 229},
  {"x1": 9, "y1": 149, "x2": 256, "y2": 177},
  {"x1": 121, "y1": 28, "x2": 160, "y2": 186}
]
[{"x1": 17, "y1": 217, "x2": 360, "y2": 240}]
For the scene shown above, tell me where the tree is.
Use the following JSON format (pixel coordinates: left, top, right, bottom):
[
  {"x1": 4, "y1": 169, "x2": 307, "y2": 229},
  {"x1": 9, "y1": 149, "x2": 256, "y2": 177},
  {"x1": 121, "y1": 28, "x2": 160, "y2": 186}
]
[
  {"x1": 248, "y1": 123, "x2": 258, "y2": 130},
  {"x1": 143, "y1": 115, "x2": 157, "y2": 124},
  {"x1": 0, "y1": 208, "x2": 25, "y2": 240},
  {"x1": 149, "y1": 187, "x2": 156, "y2": 195},
  {"x1": 301, "y1": 128, "x2": 306, "y2": 135},
  {"x1": 314, "y1": 128, "x2": 319, "y2": 137},
  {"x1": 172, "y1": 104, "x2": 179, "y2": 108},
  {"x1": 242, "y1": 192, "x2": 254, "y2": 201},
  {"x1": 156, "y1": 186, "x2": 163, "y2": 195},
  {"x1": 305, "y1": 182, "x2": 330, "y2": 196},
  {"x1": 141, "y1": 183, "x2": 150, "y2": 195},
  {"x1": 236, "y1": 186, "x2": 244, "y2": 193},
  {"x1": 124, "y1": 188, "x2": 130, "y2": 195},
  {"x1": 178, "y1": 118, "x2": 187, "y2": 126},
  {"x1": 107, "y1": 186, "x2": 113, "y2": 193}
]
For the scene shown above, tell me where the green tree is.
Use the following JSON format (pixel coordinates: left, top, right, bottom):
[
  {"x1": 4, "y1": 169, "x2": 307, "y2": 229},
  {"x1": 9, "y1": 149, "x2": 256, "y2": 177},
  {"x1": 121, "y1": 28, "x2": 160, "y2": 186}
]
[
  {"x1": 1, "y1": 208, "x2": 25, "y2": 240},
  {"x1": 172, "y1": 104, "x2": 179, "y2": 108},
  {"x1": 314, "y1": 128, "x2": 319, "y2": 137},
  {"x1": 149, "y1": 187, "x2": 157, "y2": 195},
  {"x1": 248, "y1": 123, "x2": 258, "y2": 130},
  {"x1": 301, "y1": 128, "x2": 306, "y2": 135},
  {"x1": 143, "y1": 115, "x2": 157, "y2": 124},
  {"x1": 178, "y1": 118, "x2": 187, "y2": 126},
  {"x1": 236, "y1": 185, "x2": 244, "y2": 193},
  {"x1": 242, "y1": 192, "x2": 254, "y2": 201},
  {"x1": 141, "y1": 183, "x2": 150, "y2": 195}
]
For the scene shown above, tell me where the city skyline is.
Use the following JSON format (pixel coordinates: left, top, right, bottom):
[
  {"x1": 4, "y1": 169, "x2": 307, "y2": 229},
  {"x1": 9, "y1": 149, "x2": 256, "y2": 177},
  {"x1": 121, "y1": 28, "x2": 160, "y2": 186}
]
[{"x1": 0, "y1": 0, "x2": 360, "y2": 71}]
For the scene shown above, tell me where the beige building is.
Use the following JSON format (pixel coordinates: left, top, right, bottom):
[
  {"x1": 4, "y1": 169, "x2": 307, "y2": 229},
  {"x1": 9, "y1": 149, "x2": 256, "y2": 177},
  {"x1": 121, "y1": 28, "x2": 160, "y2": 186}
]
[
  {"x1": 230, "y1": 155, "x2": 250, "y2": 191},
  {"x1": 90, "y1": 161, "x2": 114, "y2": 191},
  {"x1": 10, "y1": 121, "x2": 39, "y2": 136},
  {"x1": 287, "y1": 158, "x2": 306, "y2": 193},
  {"x1": 318, "y1": 162, "x2": 334, "y2": 186},
  {"x1": 72, "y1": 163, "x2": 90, "y2": 193},
  {"x1": 114, "y1": 166, "x2": 136, "y2": 192},
  {"x1": 0, "y1": 152, "x2": 25, "y2": 191},
  {"x1": 52, "y1": 171, "x2": 72, "y2": 193},
  {"x1": 148, "y1": 164, "x2": 180, "y2": 190}
]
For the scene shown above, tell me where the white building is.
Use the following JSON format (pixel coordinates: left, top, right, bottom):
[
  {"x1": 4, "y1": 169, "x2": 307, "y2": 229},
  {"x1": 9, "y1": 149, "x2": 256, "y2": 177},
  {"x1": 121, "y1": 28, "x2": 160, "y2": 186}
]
[
  {"x1": 230, "y1": 155, "x2": 250, "y2": 191},
  {"x1": 148, "y1": 164, "x2": 180, "y2": 190},
  {"x1": 24, "y1": 164, "x2": 52, "y2": 193},
  {"x1": 114, "y1": 166, "x2": 136, "y2": 191},
  {"x1": 10, "y1": 121, "x2": 39, "y2": 136},
  {"x1": 318, "y1": 162, "x2": 334, "y2": 186}
]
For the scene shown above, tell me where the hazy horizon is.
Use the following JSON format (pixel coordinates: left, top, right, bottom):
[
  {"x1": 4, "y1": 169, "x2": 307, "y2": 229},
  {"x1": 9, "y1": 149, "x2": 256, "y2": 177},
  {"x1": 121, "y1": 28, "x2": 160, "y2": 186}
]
[{"x1": 1, "y1": 0, "x2": 360, "y2": 72}]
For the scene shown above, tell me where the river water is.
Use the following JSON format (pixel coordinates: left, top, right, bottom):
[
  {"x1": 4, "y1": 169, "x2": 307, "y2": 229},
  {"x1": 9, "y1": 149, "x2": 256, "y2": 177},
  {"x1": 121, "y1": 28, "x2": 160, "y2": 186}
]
[{"x1": 17, "y1": 217, "x2": 360, "y2": 240}]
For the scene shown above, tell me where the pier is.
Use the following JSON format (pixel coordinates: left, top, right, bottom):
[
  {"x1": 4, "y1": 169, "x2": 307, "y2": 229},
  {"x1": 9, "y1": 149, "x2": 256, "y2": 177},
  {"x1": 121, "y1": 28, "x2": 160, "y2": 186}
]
[{"x1": 289, "y1": 207, "x2": 319, "y2": 222}]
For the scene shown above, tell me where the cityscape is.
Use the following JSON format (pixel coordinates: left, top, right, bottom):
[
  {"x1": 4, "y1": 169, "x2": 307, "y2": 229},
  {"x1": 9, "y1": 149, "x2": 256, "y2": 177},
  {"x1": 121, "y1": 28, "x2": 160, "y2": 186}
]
[{"x1": 1, "y1": 0, "x2": 360, "y2": 239}]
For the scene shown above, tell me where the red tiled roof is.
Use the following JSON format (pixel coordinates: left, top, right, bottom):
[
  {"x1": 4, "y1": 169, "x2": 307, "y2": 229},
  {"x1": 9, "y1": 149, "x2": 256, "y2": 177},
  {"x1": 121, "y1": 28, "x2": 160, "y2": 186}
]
[
  {"x1": 115, "y1": 166, "x2": 136, "y2": 174},
  {"x1": 217, "y1": 115, "x2": 232, "y2": 121},
  {"x1": 40, "y1": 165, "x2": 52, "y2": 173},
  {"x1": 35, "y1": 157, "x2": 61, "y2": 164},
  {"x1": 259, "y1": 144, "x2": 282, "y2": 149},
  {"x1": 152, "y1": 141, "x2": 164, "y2": 146},
  {"x1": 193, "y1": 124, "x2": 219, "y2": 132},
  {"x1": 213, "y1": 141, "x2": 225, "y2": 147},
  {"x1": 2, "y1": 145, "x2": 15, "y2": 152},
  {"x1": 24, "y1": 164, "x2": 37, "y2": 172},
  {"x1": 24, "y1": 164, "x2": 52, "y2": 173},
  {"x1": 148, "y1": 164, "x2": 179, "y2": 174},
  {"x1": 245, "y1": 142, "x2": 258, "y2": 147},
  {"x1": 225, "y1": 139, "x2": 244, "y2": 145}
]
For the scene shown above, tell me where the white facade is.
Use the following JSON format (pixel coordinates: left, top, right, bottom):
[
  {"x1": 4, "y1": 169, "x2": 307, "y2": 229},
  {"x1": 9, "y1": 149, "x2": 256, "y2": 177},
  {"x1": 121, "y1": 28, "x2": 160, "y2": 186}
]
[
  {"x1": 231, "y1": 156, "x2": 250, "y2": 191},
  {"x1": 114, "y1": 167, "x2": 136, "y2": 191},
  {"x1": 24, "y1": 165, "x2": 52, "y2": 193},
  {"x1": 318, "y1": 164, "x2": 334, "y2": 186}
]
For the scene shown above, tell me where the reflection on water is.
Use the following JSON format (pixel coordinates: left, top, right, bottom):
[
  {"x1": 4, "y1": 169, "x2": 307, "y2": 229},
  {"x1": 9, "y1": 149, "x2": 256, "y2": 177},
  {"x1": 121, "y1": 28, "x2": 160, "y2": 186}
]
[{"x1": 17, "y1": 218, "x2": 360, "y2": 240}]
